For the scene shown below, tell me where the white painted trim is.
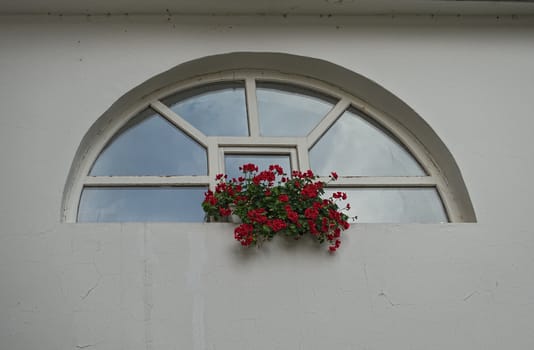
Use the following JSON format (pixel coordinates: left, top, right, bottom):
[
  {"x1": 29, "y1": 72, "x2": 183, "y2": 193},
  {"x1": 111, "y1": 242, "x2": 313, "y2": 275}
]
[
  {"x1": 245, "y1": 77, "x2": 260, "y2": 137},
  {"x1": 212, "y1": 136, "x2": 305, "y2": 147},
  {"x1": 219, "y1": 146, "x2": 298, "y2": 174},
  {"x1": 323, "y1": 176, "x2": 436, "y2": 187},
  {"x1": 207, "y1": 138, "x2": 219, "y2": 191},
  {"x1": 307, "y1": 98, "x2": 351, "y2": 147},
  {"x1": 296, "y1": 139, "x2": 310, "y2": 171},
  {"x1": 150, "y1": 101, "x2": 208, "y2": 148},
  {"x1": 85, "y1": 176, "x2": 210, "y2": 186},
  {"x1": 63, "y1": 68, "x2": 473, "y2": 223},
  {"x1": 62, "y1": 101, "x2": 151, "y2": 222}
]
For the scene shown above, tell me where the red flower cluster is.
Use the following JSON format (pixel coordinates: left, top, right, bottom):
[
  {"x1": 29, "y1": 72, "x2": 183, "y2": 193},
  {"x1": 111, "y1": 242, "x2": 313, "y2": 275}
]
[
  {"x1": 240, "y1": 163, "x2": 259, "y2": 173},
  {"x1": 202, "y1": 164, "x2": 352, "y2": 252},
  {"x1": 219, "y1": 207, "x2": 232, "y2": 216},
  {"x1": 332, "y1": 191, "x2": 347, "y2": 200},
  {"x1": 234, "y1": 223, "x2": 254, "y2": 246},
  {"x1": 269, "y1": 164, "x2": 284, "y2": 175},
  {"x1": 252, "y1": 170, "x2": 276, "y2": 186},
  {"x1": 247, "y1": 208, "x2": 268, "y2": 224},
  {"x1": 285, "y1": 205, "x2": 299, "y2": 223},
  {"x1": 301, "y1": 182, "x2": 323, "y2": 198},
  {"x1": 266, "y1": 219, "x2": 287, "y2": 232},
  {"x1": 204, "y1": 190, "x2": 217, "y2": 206}
]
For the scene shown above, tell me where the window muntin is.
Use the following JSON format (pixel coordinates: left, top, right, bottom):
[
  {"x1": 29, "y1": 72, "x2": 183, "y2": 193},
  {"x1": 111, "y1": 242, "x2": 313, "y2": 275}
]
[{"x1": 74, "y1": 72, "x2": 456, "y2": 223}]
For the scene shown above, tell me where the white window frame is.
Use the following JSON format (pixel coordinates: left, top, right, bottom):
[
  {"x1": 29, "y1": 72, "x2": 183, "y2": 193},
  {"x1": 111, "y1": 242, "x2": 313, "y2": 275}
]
[
  {"x1": 64, "y1": 70, "x2": 464, "y2": 223},
  {"x1": 220, "y1": 147, "x2": 298, "y2": 175}
]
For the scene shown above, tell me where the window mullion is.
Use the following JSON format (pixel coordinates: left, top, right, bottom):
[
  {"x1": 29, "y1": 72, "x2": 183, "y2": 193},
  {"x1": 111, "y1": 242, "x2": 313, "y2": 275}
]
[
  {"x1": 245, "y1": 77, "x2": 260, "y2": 137},
  {"x1": 324, "y1": 176, "x2": 437, "y2": 187},
  {"x1": 150, "y1": 100, "x2": 208, "y2": 148},
  {"x1": 207, "y1": 138, "x2": 219, "y2": 191},
  {"x1": 214, "y1": 136, "x2": 304, "y2": 147},
  {"x1": 296, "y1": 140, "x2": 310, "y2": 171},
  {"x1": 84, "y1": 176, "x2": 210, "y2": 186},
  {"x1": 307, "y1": 98, "x2": 351, "y2": 147}
]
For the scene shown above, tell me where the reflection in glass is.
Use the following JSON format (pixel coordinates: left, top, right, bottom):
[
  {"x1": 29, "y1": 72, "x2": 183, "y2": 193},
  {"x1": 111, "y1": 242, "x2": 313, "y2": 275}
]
[
  {"x1": 163, "y1": 82, "x2": 248, "y2": 136},
  {"x1": 257, "y1": 83, "x2": 336, "y2": 137},
  {"x1": 90, "y1": 109, "x2": 207, "y2": 176},
  {"x1": 224, "y1": 154, "x2": 291, "y2": 180},
  {"x1": 324, "y1": 187, "x2": 447, "y2": 223},
  {"x1": 309, "y1": 109, "x2": 425, "y2": 176},
  {"x1": 78, "y1": 187, "x2": 207, "y2": 222}
]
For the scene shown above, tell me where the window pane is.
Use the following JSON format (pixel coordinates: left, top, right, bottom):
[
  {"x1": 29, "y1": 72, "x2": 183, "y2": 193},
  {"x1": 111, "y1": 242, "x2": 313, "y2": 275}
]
[
  {"x1": 90, "y1": 109, "x2": 207, "y2": 176},
  {"x1": 78, "y1": 187, "x2": 207, "y2": 222},
  {"x1": 324, "y1": 188, "x2": 447, "y2": 223},
  {"x1": 257, "y1": 83, "x2": 336, "y2": 137},
  {"x1": 163, "y1": 82, "x2": 248, "y2": 136},
  {"x1": 224, "y1": 154, "x2": 291, "y2": 180},
  {"x1": 309, "y1": 109, "x2": 425, "y2": 176}
]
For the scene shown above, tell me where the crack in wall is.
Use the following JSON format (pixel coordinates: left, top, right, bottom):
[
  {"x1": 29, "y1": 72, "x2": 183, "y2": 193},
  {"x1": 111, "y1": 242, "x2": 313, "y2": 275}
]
[
  {"x1": 143, "y1": 223, "x2": 153, "y2": 350},
  {"x1": 463, "y1": 290, "x2": 478, "y2": 301},
  {"x1": 378, "y1": 291, "x2": 414, "y2": 307},
  {"x1": 80, "y1": 279, "x2": 100, "y2": 300}
]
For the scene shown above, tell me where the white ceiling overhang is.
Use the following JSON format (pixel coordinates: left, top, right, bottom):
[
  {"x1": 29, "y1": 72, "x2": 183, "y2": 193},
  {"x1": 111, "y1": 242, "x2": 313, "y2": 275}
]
[{"x1": 1, "y1": 0, "x2": 534, "y2": 16}]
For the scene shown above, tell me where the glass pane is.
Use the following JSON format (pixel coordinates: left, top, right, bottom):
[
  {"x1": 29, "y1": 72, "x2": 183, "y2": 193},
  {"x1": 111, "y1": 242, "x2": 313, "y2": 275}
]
[
  {"x1": 224, "y1": 154, "x2": 291, "y2": 180},
  {"x1": 324, "y1": 188, "x2": 447, "y2": 223},
  {"x1": 90, "y1": 109, "x2": 207, "y2": 176},
  {"x1": 309, "y1": 109, "x2": 425, "y2": 176},
  {"x1": 257, "y1": 83, "x2": 336, "y2": 137},
  {"x1": 162, "y1": 82, "x2": 248, "y2": 136},
  {"x1": 78, "y1": 187, "x2": 207, "y2": 222}
]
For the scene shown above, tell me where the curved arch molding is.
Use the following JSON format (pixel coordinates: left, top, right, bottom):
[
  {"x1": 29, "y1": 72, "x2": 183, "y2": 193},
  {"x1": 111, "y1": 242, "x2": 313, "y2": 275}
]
[{"x1": 62, "y1": 52, "x2": 476, "y2": 222}]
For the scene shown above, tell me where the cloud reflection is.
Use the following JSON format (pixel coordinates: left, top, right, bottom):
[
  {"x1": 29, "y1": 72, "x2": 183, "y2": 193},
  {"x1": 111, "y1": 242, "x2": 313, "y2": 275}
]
[{"x1": 310, "y1": 109, "x2": 425, "y2": 176}]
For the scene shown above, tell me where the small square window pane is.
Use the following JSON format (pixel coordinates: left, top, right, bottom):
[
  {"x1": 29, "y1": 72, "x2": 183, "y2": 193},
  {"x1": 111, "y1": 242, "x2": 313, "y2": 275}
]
[
  {"x1": 224, "y1": 154, "x2": 291, "y2": 180},
  {"x1": 324, "y1": 188, "x2": 447, "y2": 223},
  {"x1": 78, "y1": 187, "x2": 207, "y2": 222}
]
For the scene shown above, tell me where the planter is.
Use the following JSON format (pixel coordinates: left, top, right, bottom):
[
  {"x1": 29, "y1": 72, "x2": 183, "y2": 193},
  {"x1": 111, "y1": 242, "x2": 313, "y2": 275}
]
[
  {"x1": 206, "y1": 213, "x2": 241, "y2": 224},
  {"x1": 202, "y1": 164, "x2": 351, "y2": 252},
  {"x1": 229, "y1": 213, "x2": 242, "y2": 224}
]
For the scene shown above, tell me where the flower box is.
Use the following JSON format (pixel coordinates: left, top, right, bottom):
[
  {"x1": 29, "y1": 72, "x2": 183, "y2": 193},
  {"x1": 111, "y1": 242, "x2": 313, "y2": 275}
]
[{"x1": 202, "y1": 164, "x2": 352, "y2": 252}]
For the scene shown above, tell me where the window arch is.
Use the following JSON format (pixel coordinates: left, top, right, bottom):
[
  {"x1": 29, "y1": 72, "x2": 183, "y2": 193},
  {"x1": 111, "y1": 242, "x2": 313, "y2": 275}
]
[{"x1": 62, "y1": 53, "x2": 476, "y2": 223}]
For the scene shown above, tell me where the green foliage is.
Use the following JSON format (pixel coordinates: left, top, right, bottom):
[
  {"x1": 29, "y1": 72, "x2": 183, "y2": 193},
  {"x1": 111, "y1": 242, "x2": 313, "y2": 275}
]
[{"x1": 202, "y1": 164, "x2": 352, "y2": 252}]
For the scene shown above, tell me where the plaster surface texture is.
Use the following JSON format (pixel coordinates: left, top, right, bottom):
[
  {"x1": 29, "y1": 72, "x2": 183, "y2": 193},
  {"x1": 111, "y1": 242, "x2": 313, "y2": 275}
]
[
  {"x1": 1, "y1": 223, "x2": 533, "y2": 350},
  {"x1": 0, "y1": 15, "x2": 533, "y2": 349}
]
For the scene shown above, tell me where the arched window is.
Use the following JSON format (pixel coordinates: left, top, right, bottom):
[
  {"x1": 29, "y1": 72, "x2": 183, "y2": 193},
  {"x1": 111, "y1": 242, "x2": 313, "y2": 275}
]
[{"x1": 63, "y1": 56, "x2": 475, "y2": 223}]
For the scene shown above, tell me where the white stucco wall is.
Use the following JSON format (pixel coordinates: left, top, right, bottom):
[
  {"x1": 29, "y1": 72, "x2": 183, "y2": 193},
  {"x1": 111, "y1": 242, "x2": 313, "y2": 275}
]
[{"x1": 0, "y1": 15, "x2": 533, "y2": 349}]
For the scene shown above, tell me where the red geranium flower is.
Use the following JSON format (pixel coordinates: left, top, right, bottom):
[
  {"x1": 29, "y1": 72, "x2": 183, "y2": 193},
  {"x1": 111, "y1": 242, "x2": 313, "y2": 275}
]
[{"x1": 201, "y1": 163, "x2": 353, "y2": 252}]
